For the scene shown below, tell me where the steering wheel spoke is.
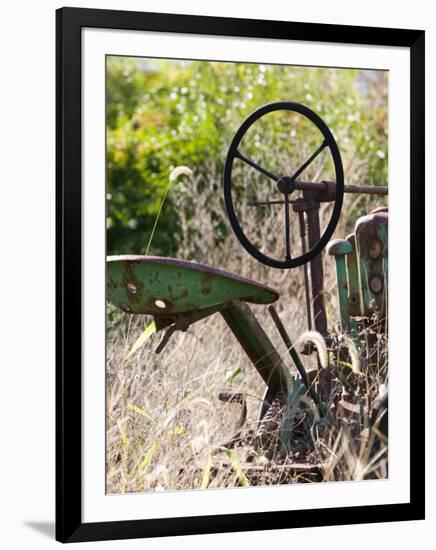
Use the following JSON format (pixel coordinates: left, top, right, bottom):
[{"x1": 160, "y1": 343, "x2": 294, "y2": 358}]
[
  {"x1": 235, "y1": 150, "x2": 279, "y2": 182},
  {"x1": 290, "y1": 139, "x2": 328, "y2": 182}
]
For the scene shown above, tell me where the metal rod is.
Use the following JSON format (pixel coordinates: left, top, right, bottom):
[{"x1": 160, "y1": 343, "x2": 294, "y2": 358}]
[
  {"x1": 249, "y1": 183, "x2": 388, "y2": 206},
  {"x1": 284, "y1": 193, "x2": 291, "y2": 261},
  {"x1": 306, "y1": 206, "x2": 328, "y2": 337},
  {"x1": 268, "y1": 305, "x2": 320, "y2": 407},
  {"x1": 341, "y1": 183, "x2": 388, "y2": 195},
  {"x1": 235, "y1": 150, "x2": 279, "y2": 182},
  {"x1": 298, "y1": 211, "x2": 312, "y2": 331},
  {"x1": 249, "y1": 199, "x2": 285, "y2": 206},
  {"x1": 294, "y1": 181, "x2": 388, "y2": 195}
]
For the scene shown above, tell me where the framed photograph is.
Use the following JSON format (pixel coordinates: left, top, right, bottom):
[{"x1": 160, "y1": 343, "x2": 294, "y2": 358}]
[{"x1": 56, "y1": 7, "x2": 425, "y2": 543}]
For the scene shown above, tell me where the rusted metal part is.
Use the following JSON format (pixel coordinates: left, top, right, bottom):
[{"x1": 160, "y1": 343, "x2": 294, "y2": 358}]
[
  {"x1": 254, "y1": 391, "x2": 286, "y2": 456},
  {"x1": 298, "y1": 210, "x2": 313, "y2": 330},
  {"x1": 106, "y1": 255, "x2": 279, "y2": 316},
  {"x1": 284, "y1": 192, "x2": 292, "y2": 261},
  {"x1": 153, "y1": 306, "x2": 236, "y2": 354},
  {"x1": 342, "y1": 183, "x2": 388, "y2": 195},
  {"x1": 206, "y1": 458, "x2": 325, "y2": 485},
  {"x1": 304, "y1": 200, "x2": 331, "y2": 399},
  {"x1": 305, "y1": 203, "x2": 328, "y2": 337},
  {"x1": 354, "y1": 208, "x2": 388, "y2": 318},
  {"x1": 218, "y1": 392, "x2": 244, "y2": 404},
  {"x1": 252, "y1": 197, "x2": 320, "y2": 209},
  {"x1": 250, "y1": 181, "x2": 387, "y2": 208},
  {"x1": 294, "y1": 180, "x2": 388, "y2": 196},
  {"x1": 327, "y1": 239, "x2": 353, "y2": 333},
  {"x1": 153, "y1": 303, "x2": 228, "y2": 333},
  {"x1": 254, "y1": 181, "x2": 387, "y2": 203},
  {"x1": 155, "y1": 324, "x2": 177, "y2": 353},
  {"x1": 345, "y1": 233, "x2": 361, "y2": 317},
  {"x1": 249, "y1": 199, "x2": 287, "y2": 207},
  {"x1": 293, "y1": 193, "x2": 328, "y2": 358},
  {"x1": 244, "y1": 462, "x2": 325, "y2": 472},
  {"x1": 218, "y1": 392, "x2": 247, "y2": 430},
  {"x1": 291, "y1": 197, "x2": 319, "y2": 213},
  {"x1": 298, "y1": 181, "x2": 337, "y2": 202},
  {"x1": 220, "y1": 301, "x2": 292, "y2": 395}
]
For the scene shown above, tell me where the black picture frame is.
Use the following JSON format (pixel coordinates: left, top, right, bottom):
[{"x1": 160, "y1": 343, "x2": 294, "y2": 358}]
[{"x1": 56, "y1": 6, "x2": 425, "y2": 543}]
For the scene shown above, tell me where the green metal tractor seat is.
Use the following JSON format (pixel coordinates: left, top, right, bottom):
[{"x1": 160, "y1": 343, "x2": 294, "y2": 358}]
[
  {"x1": 107, "y1": 255, "x2": 290, "y2": 397},
  {"x1": 106, "y1": 255, "x2": 279, "y2": 316}
]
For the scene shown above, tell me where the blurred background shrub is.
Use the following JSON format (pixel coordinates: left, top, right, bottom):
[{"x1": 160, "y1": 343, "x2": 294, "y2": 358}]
[{"x1": 106, "y1": 57, "x2": 387, "y2": 256}]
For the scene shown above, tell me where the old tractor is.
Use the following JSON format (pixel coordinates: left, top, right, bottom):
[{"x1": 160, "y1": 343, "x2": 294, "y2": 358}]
[{"x1": 107, "y1": 102, "x2": 388, "y2": 478}]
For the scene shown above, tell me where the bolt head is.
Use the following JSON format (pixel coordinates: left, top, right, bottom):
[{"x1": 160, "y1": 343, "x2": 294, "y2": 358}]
[
  {"x1": 277, "y1": 176, "x2": 295, "y2": 194},
  {"x1": 369, "y1": 274, "x2": 384, "y2": 294},
  {"x1": 369, "y1": 239, "x2": 383, "y2": 259}
]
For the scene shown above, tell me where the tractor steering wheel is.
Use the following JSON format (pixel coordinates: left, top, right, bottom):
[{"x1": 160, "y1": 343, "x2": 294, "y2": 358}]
[{"x1": 223, "y1": 102, "x2": 344, "y2": 269}]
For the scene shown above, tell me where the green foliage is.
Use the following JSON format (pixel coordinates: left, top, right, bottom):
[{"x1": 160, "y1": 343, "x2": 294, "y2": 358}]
[{"x1": 106, "y1": 57, "x2": 388, "y2": 255}]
